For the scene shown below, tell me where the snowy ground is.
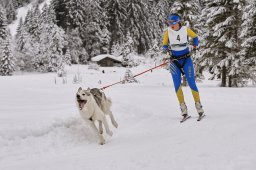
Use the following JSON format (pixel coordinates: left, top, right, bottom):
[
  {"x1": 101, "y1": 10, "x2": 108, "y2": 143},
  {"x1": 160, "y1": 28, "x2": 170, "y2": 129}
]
[{"x1": 0, "y1": 65, "x2": 256, "y2": 170}]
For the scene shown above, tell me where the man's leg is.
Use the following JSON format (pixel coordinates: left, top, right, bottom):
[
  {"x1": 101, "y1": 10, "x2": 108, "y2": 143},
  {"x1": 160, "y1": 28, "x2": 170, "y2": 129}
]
[
  {"x1": 183, "y1": 58, "x2": 200, "y2": 103},
  {"x1": 183, "y1": 58, "x2": 204, "y2": 115},
  {"x1": 170, "y1": 63, "x2": 187, "y2": 116},
  {"x1": 171, "y1": 63, "x2": 184, "y2": 104}
]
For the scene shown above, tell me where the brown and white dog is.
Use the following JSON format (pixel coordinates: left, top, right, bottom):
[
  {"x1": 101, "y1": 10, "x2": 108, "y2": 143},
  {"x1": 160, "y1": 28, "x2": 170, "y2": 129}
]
[{"x1": 76, "y1": 87, "x2": 118, "y2": 145}]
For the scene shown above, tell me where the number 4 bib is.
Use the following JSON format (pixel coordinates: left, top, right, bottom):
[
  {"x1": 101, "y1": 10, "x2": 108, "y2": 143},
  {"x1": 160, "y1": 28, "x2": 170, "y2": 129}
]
[{"x1": 167, "y1": 26, "x2": 188, "y2": 51}]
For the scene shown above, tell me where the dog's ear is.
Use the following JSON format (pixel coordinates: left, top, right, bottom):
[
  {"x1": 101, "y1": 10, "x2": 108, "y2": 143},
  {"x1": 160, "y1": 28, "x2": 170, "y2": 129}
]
[
  {"x1": 87, "y1": 87, "x2": 91, "y2": 91},
  {"x1": 78, "y1": 87, "x2": 82, "y2": 92}
]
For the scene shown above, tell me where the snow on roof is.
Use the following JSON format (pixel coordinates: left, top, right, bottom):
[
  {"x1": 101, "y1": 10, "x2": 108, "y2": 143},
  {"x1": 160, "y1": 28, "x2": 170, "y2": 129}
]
[{"x1": 91, "y1": 54, "x2": 122, "y2": 62}]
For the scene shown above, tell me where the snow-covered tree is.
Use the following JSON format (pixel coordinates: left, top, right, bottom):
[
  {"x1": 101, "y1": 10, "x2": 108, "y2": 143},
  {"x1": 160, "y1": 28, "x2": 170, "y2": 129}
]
[
  {"x1": 51, "y1": 0, "x2": 69, "y2": 30},
  {"x1": 146, "y1": 39, "x2": 161, "y2": 59},
  {"x1": 4, "y1": 0, "x2": 16, "y2": 24},
  {"x1": 201, "y1": 0, "x2": 245, "y2": 87},
  {"x1": 240, "y1": 0, "x2": 256, "y2": 84},
  {"x1": 100, "y1": 27, "x2": 111, "y2": 54},
  {"x1": 64, "y1": 48, "x2": 72, "y2": 66},
  {"x1": 122, "y1": 69, "x2": 139, "y2": 84},
  {"x1": 0, "y1": 39, "x2": 15, "y2": 76},
  {"x1": 122, "y1": 32, "x2": 135, "y2": 58},
  {"x1": 147, "y1": 0, "x2": 169, "y2": 41},
  {"x1": 125, "y1": 0, "x2": 153, "y2": 54},
  {"x1": 66, "y1": 28, "x2": 88, "y2": 64},
  {"x1": 105, "y1": 0, "x2": 127, "y2": 52},
  {"x1": 0, "y1": 4, "x2": 8, "y2": 41},
  {"x1": 36, "y1": 23, "x2": 66, "y2": 72},
  {"x1": 169, "y1": 0, "x2": 201, "y2": 30}
]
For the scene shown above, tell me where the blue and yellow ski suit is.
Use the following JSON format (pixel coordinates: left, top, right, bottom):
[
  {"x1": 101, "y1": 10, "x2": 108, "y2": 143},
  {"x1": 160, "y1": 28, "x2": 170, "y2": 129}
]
[{"x1": 162, "y1": 26, "x2": 201, "y2": 104}]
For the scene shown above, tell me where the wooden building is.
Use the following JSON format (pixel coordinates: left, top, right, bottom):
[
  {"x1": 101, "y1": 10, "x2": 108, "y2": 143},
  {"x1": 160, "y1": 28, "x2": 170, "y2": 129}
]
[{"x1": 91, "y1": 54, "x2": 122, "y2": 67}]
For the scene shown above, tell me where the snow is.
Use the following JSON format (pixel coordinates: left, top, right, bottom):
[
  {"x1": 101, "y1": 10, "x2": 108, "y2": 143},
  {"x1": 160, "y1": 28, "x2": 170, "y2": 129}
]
[
  {"x1": 91, "y1": 54, "x2": 122, "y2": 62},
  {"x1": 0, "y1": 64, "x2": 256, "y2": 170}
]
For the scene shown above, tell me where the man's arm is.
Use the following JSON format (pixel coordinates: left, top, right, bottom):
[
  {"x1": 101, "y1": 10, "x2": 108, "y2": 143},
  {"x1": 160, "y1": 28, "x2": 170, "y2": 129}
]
[
  {"x1": 187, "y1": 28, "x2": 199, "y2": 47},
  {"x1": 162, "y1": 30, "x2": 169, "y2": 50}
]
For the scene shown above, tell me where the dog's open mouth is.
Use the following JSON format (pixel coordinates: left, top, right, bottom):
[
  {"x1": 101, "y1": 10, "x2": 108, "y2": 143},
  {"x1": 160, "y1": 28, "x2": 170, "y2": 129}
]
[{"x1": 77, "y1": 100, "x2": 87, "y2": 110}]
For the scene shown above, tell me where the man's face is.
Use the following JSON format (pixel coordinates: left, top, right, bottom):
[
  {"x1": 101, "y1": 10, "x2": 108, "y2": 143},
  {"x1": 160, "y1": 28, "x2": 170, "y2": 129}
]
[{"x1": 168, "y1": 20, "x2": 180, "y2": 31}]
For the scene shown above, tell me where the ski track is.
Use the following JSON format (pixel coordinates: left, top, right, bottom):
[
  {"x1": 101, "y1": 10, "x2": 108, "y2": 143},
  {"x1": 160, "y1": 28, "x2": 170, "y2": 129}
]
[{"x1": 0, "y1": 65, "x2": 256, "y2": 170}]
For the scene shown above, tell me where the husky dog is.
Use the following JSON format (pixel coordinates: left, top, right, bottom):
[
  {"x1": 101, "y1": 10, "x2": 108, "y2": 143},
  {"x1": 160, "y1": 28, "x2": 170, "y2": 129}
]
[{"x1": 76, "y1": 87, "x2": 118, "y2": 145}]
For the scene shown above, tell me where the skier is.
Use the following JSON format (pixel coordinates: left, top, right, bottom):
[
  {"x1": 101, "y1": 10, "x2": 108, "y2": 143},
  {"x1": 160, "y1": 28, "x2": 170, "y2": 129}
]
[{"x1": 162, "y1": 13, "x2": 204, "y2": 121}]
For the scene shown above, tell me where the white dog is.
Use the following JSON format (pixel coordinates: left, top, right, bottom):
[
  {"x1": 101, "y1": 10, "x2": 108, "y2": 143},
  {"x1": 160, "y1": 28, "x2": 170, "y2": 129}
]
[{"x1": 76, "y1": 87, "x2": 118, "y2": 145}]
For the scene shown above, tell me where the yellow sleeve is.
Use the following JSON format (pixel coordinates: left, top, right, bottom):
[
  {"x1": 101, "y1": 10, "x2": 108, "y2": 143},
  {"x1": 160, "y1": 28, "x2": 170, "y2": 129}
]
[
  {"x1": 162, "y1": 30, "x2": 169, "y2": 46},
  {"x1": 187, "y1": 28, "x2": 197, "y2": 38}
]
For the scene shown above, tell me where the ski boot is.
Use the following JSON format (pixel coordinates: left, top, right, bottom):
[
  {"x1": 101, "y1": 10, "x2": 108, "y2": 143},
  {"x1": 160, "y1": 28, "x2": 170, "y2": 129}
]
[
  {"x1": 195, "y1": 102, "x2": 204, "y2": 116},
  {"x1": 180, "y1": 103, "x2": 190, "y2": 123},
  {"x1": 195, "y1": 102, "x2": 205, "y2": 121}
]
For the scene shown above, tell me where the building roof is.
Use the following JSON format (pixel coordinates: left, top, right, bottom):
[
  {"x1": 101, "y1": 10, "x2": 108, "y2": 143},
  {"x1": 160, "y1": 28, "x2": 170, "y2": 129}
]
[{"x1": 91, "y1": 54, "x2": 122, "y2": 62}]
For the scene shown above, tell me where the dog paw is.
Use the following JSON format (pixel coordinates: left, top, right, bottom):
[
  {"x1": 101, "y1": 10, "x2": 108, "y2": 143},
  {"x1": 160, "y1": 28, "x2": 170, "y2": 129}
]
[
  {"x1": 107, "y1": 131, "x2": 113, "y2": 136},
  {"x1": 99, "y1": 140, "x2": 105, "y2": 145},
  {"x1": 99, "y1": 139, "x2": 106, "y2": 145}
]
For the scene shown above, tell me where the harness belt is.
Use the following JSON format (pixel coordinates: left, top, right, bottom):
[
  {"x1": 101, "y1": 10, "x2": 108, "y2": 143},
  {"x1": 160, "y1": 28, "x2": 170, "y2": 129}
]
[
  {"x1": 171, "y1": 43, "x2": 188, "y2": 48},
  {"x1": 169, "y1": 52, "x2": 191, "y2": 75}
]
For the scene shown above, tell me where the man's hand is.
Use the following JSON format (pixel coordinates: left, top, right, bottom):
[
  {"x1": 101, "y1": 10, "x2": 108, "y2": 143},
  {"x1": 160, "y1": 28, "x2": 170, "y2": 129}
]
[{"x1": 193, "y1": 45, "x2": 198, "y2": 51}]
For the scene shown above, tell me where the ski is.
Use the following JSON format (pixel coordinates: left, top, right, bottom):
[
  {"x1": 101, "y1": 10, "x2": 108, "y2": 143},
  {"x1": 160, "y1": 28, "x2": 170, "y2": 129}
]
[
  {"x1": 180, "y1": 115, "x2": 191, "y2": 123},
  {"x1": 197, "y1": 114, "x2": 206, "y2": 121}
]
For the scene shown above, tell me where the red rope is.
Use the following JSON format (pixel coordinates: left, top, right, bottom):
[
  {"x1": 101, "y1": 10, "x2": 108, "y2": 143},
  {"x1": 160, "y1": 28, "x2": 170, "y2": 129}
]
[{"x1": 100, "y1": 61, "x2": 169, "y2": 90}]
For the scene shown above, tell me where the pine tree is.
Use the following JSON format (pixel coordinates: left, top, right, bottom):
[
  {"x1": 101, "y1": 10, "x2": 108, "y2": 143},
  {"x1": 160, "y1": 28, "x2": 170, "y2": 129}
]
[
  {"x1": 147, "y1": 0, "x2": 169, "y2": 42},
  {"x1": 100, "y1": 27, "x2": 111, "y2": 54},
  {"x1": 64, "y1": 48, "x2": 72, "y2": 66},
  {"x1": 123, "y1": 32, "x2": 135, "y2": 58},
  {"x1": 66, "y1": 28, "x2": 88, "y2": 64},
  {"x1": 79, "y1": 0, "x2": 110, "y2": 58},
  {"x1": 146, "y1": 39, "x2": 161, "y2": 59},
  {"x1": 37, "y1": 21, "x2": 66, "y2": 72},
  {"x1": 51, "y1": 0, "x2": 69, "y2": 30},
  {"x1": 201, "y1": 0, "x2": 245, "y2": 87},
  {"x1": 126, "y1": 0, "x2": 153, "y2": 54},
  {"x1": 0, "y1": 39, "x2": 15, "y2": 76},
  {"x1": 240, "y1": 0, "x2": 256, "y2": 84},
  {"x1": 30, "y1": 3, "x2": 41, "y2": 40},
  {"x1": 5, "y1": 0, "x2": 16, "y2": 24},
  {"x1": 0, "y1": 4, "x2": 8, "y2": 41},
  {"x1": 122, "y1": 69, "x2": 139, "y2": 84},
  {"x1": 105, "y1": 0, "x2": 127, "y2": 52},
  {"x1": 169, "y1": 0, "x2": 200, "y2": 30}
]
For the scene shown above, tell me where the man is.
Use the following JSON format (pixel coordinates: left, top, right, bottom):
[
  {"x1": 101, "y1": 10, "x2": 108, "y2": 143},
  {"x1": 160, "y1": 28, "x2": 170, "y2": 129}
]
[{"x1": 162, "y1": 13, "x2": 204, "y2": 121}]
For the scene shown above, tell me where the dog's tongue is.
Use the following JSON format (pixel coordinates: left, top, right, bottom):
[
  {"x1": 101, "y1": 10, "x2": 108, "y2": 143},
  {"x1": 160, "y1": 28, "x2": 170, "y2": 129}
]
[{"x1": 79, "y1": 100, "x2": 87, "y2": 110}]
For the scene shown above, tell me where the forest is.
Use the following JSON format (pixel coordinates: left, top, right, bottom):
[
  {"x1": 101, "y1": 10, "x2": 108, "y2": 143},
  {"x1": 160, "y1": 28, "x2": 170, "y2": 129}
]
[{"x1": 0, "y1": 0, "x2": 255, "y2": 87}]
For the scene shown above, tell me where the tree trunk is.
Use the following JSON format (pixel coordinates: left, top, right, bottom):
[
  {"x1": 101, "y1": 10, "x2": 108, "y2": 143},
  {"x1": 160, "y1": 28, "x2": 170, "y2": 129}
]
[
  {"x1": 228, "y1": 75, "x2": 232, "y2": 87},
  {"x1": 221, "y1": 66, "x2": 226, "y2": 87}
]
